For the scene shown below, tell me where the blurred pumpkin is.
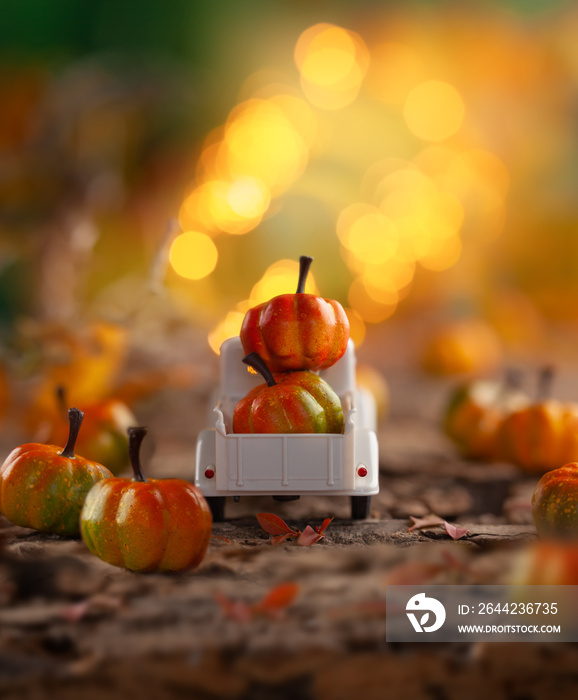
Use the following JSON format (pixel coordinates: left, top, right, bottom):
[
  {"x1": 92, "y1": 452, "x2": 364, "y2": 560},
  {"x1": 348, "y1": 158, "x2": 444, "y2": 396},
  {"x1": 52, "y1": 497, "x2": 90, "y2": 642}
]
[
  {"x1": 22, "y1": 321, "x2": 128, "y2": 436},
  {"x1": 511, "y1": 541, "x2": 578, "y2": 585},
  {"x1": 532, "y1": 462, "x2": 578, "y2": 538},
  {"x1": 45, "y1": 386, "x2": 136, "y2": 475},
  {"x1": 444, "y1": 370, "x2": 529, "y2": 460},
  {"x1": 421, "y1": 318, "x2": 503, "y2": 376},
  {"x1": 497, "y1": 367, "x2": 578, "y2": 473}
]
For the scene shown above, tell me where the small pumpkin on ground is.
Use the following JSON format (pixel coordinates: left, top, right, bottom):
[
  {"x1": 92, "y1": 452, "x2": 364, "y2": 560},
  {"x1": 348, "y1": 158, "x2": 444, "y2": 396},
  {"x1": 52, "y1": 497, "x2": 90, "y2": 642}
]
[
  {"x1": 0, "y1": 407, "x2": 112, "y2": 536},
  {"x1": 444, "y1": 370, "x2": 528, "y2": 460},
  {"x1": 80, "y1": 427, "x2": 212, "y2": 572},
  {"x1": 532, "y1": 462, "x2": 578, "y2": 538},
  {"x1": 498, "y1": 367, "x2": 578, "y2": 473}
]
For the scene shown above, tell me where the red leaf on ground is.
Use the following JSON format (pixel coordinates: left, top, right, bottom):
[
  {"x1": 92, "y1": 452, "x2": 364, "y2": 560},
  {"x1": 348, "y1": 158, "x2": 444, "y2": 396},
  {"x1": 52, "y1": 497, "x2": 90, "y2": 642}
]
[
  {"x1": 407, "y1": 514, "x2": 445, "y2": 532},
  {"x1": 444, "y1": 521, "x2": 470, "y2": 540},
  {"x1": 255, "y1": 582, "x2": 300, "y2": 617},
  {"x1": 316, "y1": 517, "x2": 334, "y2": 535},
  {"x1": 257, "y1": 513, "x2": 299, "y2": 536},
  {"x1": 297, "y1": 525, "x2": 324, "y2": 546}
]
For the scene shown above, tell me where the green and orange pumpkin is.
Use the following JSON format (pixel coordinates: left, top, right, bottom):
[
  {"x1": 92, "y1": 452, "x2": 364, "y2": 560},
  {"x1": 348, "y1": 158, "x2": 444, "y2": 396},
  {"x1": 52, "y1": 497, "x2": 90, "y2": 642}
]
[
  {"x1": 0, "y1": 407, "x2": 112, "y2": 536},
  {"x1": 80, "y1": 427, "x2": 212, "y2": 572}
]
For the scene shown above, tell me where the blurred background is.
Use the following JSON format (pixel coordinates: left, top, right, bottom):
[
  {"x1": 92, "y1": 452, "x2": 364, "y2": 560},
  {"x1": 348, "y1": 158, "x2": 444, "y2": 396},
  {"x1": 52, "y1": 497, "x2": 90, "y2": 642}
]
[{"x1": 2, "y1": 0, "x2": 578, "y2": 444}]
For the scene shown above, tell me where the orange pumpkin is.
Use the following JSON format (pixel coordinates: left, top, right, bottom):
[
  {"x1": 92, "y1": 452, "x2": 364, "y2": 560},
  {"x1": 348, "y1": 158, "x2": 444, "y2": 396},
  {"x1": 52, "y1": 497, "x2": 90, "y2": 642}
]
[
  {"x1": 532, "y1": 462, "x2": 578, "y2": 538},
  {"x1": 46, "y1": 387, "x2": 136, "y2": 475},
  {"x1": 80, "y1": 427, "x2": 212, "y2": 572},
  {"x1": 240, "y1": 256, "x2": 349, "y2": 373},
  {"x1": 233, "y1": 353, "x2": 344, "y2": 434},
  {"x1": 444, "y1": 371, "x2": 528, "y2": 460},
  {"x1": 497, "y1": 367, "x2": 578, "y2": 473},
  {"x1": 512, "y1": 541, "x2": 578, "y2": 584},
  {"x1": 0, "y1": 408, "x2": 112, "y2": 536}
]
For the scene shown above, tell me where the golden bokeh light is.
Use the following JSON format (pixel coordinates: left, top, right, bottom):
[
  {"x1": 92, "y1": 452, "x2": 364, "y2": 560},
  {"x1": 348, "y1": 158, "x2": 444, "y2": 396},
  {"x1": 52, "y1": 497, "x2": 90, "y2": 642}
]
[
  {"x1": 179, "y1": 180, "x2": 262, "y2": 236},
  {"x1": 268, "y1": 93, "x2": 318, "y2": 147},
  {"x1": 416, "y1": 147, "x2": 509, "y2": 242},
  {"x1": 224, "y1": 98, "x2": 309, "y2": 194},
  {"x1": 169, "y1": 231, "x2": 218, "y2": 280},
  {"x1": 169, "y1": 14, "x2": 523, "y2": 354},
  {"x1": 419, "y1": 233, "x2": 462, "y2": 271},
  {"x1": 227, "y1": 176, "x2": 271, "y2": 219},
  {"x1": 361, "y1": 256, "x2": 416, "y2": 295},
  {"x1": 295, "y1": 23, "x2": 369, "y2": 110},
  {"x1": 403, "y1": 80, "x2": 465, "y2": 142},
  {"x1": 337, "y1": 204, "x2": 399, "y2": 264}
]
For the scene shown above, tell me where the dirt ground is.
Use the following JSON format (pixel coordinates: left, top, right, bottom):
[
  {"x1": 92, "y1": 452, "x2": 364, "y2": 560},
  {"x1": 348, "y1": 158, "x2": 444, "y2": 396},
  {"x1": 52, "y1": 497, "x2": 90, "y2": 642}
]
[{"x1": 1, "y1": 325, "x2": 577, "y2": 699}]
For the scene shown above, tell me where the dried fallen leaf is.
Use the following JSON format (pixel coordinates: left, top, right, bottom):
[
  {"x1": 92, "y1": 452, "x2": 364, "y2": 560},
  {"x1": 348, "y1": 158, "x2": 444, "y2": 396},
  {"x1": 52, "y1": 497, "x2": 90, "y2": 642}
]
[
  {"x1": 444, "y1": 521, "x2": 470, "y2": 540},
  {"x1": 407, "y1": 514, "x2": 446, "y2": 532},
  {"x1": 297, "y1": 525, "x2": 324, "y2": 547},
  {"x1": 215, "y1": 582, "x2": 299, "y2": 622},
  {"x1": 256, "y1": 513, "x2": 299, "y2": 537},
  {"x1": 316, "y1": 517, "x2": 334, "y2": 535},
  {"x1": 255, "y1": 582, "x2": 300, "y2": 618}
]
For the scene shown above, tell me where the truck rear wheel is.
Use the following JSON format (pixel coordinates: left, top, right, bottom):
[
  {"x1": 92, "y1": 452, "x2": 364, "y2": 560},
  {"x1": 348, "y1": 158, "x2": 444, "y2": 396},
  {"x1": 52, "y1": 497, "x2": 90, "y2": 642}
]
[
  {"x1": 350, "y1": 495, "x2": 371, "y2": 520},
  {"x1": 206, "y1": 496, "x2": 226, "y2": 522}
]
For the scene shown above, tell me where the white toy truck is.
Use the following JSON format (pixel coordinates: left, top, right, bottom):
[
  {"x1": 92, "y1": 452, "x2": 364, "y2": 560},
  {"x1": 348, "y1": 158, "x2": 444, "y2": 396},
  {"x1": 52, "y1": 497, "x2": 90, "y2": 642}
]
[{"x1": 194, "y1": 336, "x2": 379, "y2": 521}]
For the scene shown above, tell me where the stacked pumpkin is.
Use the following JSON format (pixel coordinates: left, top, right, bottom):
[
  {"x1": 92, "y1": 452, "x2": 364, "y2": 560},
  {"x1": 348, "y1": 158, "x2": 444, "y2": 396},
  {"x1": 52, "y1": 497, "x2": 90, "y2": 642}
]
[{"x1": 233, "y1": 256, "x2": 349, "y2": 435}]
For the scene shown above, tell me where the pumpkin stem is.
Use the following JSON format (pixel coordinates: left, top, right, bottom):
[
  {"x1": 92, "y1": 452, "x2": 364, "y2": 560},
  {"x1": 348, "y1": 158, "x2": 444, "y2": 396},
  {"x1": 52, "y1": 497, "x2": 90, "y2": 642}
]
[
  {"x1": 60, "y1": 407, "x2": 84, "y2": 458},
  {"x1": 537, "y1": 365, "x2": 555, "y2": 401},
  {"x1": 243, "y1": 352, "x2": 276, "y2": 387},
  {"x1": 296, "y1": 255, "x2": 313, "y2": 294},
  {"x1": 128, "y1": 426, "x2": 148, "y2": 482}
]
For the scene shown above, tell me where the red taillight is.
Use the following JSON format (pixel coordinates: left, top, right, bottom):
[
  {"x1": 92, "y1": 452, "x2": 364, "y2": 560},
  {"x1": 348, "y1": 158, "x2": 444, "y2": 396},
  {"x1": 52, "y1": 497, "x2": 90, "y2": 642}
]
[
  {"x1": 204, "y1": 467, "x2": 215, "y2": 479},
  {"x1": 357, "y1": 466, "x2": 368, "y2": 477}
]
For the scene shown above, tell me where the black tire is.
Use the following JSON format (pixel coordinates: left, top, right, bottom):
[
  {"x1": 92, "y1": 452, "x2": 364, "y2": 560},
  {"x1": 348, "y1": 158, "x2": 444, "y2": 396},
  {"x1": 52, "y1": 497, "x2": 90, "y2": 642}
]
[
  {"x1": 350, "y1": 495, "x2": 371, "y2": 520},
  {"x1": 206, "y1": 496, "x2": 226, "y2": 522}
]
